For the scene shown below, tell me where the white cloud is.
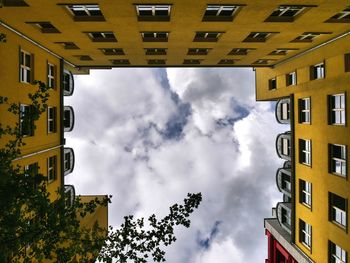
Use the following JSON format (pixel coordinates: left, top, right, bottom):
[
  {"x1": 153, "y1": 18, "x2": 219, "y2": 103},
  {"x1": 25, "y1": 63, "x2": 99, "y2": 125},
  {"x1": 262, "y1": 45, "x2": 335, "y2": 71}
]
[{"x1": 65, "y1": 68, "x2": 285, "y2": 263}]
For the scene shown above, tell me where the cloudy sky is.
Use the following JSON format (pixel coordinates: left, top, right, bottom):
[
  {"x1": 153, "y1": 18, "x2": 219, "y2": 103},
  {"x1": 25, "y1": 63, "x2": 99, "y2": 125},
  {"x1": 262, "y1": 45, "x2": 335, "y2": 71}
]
[{"x1": 65, "y1": 68, "x2": 286, "y2": 263}]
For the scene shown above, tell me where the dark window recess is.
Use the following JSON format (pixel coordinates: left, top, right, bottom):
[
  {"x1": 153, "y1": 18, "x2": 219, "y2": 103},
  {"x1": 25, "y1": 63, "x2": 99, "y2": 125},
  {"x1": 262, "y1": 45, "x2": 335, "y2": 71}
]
[
  {"x1": 345, "y1": 53, "x2": 350, "y2": 72},
  {"x1": 55, "y1": 42, "x2": 79, "y2": 49},
  {"x1": 101, "y1": 48, "x2": 124, "y2": 55},
  {"x1": 148, "y1": 59, "x2": 166, "y2": 65},
  {"x1": 329, "y1": 192, "x2": 347, "y2": 228},
  {"x1": 183, "y1": 59, "x2": 202, "y2": 65},
  {"x1": 326, "y1": 7, "x2": 350, "y2": 23},
  {"x1": 265, "y1": 5, "x2": 309, "y2": 22},
  {"x1": 228, "y1": 48, "x2": 255, "y2": 55},
  {"x1": 202, "y1": 5, "x2": 241, "y2": 21},
  {"x1": 145, "y1": 48, "x2": 167, "y2": 55},
  {"x1": 269, "y1": 78, "x2": 277, "y2": 90},
  {"x1": 110, "y1": 59, "x2": 130, "y2": 65},
  {"x1": 243, "y1": 32, "x2": 273, "y2": 42},
  {"x1": 20, "y1": 104, "x2": 35, "y2": 136},
  {"x1": 193, "y1": 32, "x2": 221, "y2": 42},
  {"x1": 141, "y1": 32, "x2": 168, "y2": 42},
  {"x1": 64, "y1": 110, "x2": 71, "y2": 128},
  {"x1": 76, "y1": 55, "x2": 93, "y2": 61},
  {"x1": 187, "y1": 48, "x2": 210, "y2": 55},
  {"x1": 286, "y1": 71, "x2": 297, "y2": 86},
  {"x1": 88, "y1": 32, "x2": 117, "y2": 42},
  {"x1": 136, "y1": 5, "x2": 171, "y2": 21},
  {"x1": 310, "y1": 62, "x2": 325, "y2": 80},
  {"x1": 26, "y1": 22, "x2": 60, "y2": 33},
  {"x1": 66, "y1": 4, "x2": 105, "y2": 21},
  {"x1": 3, "y1": 0, "x2": 29, "y2": 6},
  {"x1": 218, "y1": 59, "x2": 235, "y2": 65}
]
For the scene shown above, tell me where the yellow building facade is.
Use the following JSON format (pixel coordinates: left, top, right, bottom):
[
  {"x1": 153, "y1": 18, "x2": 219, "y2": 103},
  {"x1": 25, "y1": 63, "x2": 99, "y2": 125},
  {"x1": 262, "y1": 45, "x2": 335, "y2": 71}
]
[{"x1": 1, "y1": 0, "x2": 350, "y2": 262}]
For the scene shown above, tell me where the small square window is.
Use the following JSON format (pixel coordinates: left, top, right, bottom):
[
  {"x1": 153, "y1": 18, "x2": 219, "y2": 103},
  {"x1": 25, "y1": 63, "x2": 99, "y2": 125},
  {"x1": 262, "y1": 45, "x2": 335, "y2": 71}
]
[
  {"x1": 26, "y1": 22, "x2": 60, "y2": 33},
  {"x1": 270, "y1": 48, "x2": 298, "y2": 56},
  {"x1": 265, "y1": 5, "x2": 308, "y2": 22},
  {"x1": 19, "y1": 50, "x2": 33, "y2": 83},
  {"x1": 47, "y1": 107, "x2": 56, "y2": 133},
  {"x1": 110, "y1": 59, "x2": 130, "y2": 65},
  {"x1": 47, "y1": 156, "x2": 57, "y2": 183},
  {"x1": 326, "y1": 7, "x2": 350, "y2": 23},
  {"x1": 24, "y1": 162, "x2": 38, "y2": 177},
  {"x1": 292, "y1": 32, "x2": 331, "y2": 43},
  {"x1": 243, "y1": 32, "x2": 274, "y2": 42},
  {"x1": 47, "y1": 63, "x2": 55, "y2": 88},
  {"x1": 75, "y1": 55, "x2": 93, "y2": 61},
  {"x1": 329, "y1": 241, "x2": 347, "y2": 263},
  {"x1": 253, "y1": 59, "x2": 276, "y2": 65},
  {"x1": 269, "y1": 78, "x2": 277, "y2": 90},
  {"x1": 194, "y1": 32, "x2": 222, "y2": 42},
  {"x1": 299, "y1": 179, "x2": 312, "y2": 208},
  {"x1": 286, "y1": 71, "x2": 297, "y2": 86},
  {"x1": 299, "y1": 139, "x2": 311, "y2": 166},
  {"x1": 228, "y1": 48, "x2": 255, "y2": 55},
  {"x1": 202, "y1": 5, "x2": 241, "y2": 21},
  {"x1": 187, "y1": 48, "x2": 211, "y2": 55},
  {"x1": 55, "y1": 42, "x2": 80, "y2": 50},
  {"x1": 299, "y1": 219, "x2": 312, "y2": 249},
  {"x1": 66, "y1": 4, "x2": 105, "y2": 21},
  {"x1": 136, "y1": 5, "x2": 171, "y2": 21},
  {"x1": 145, "y1": 48, "x2": 167, "y2": 55},
  {"x1": 87, "y1": 32, "x2": 117, "y2": 42},
  {"x1": 329, "y1": 192, "x2": 347, "y2": 228},
  {"x1": 100, "y1": 48, "x2": 125, "y2": 55},
  {"x1": 141, "y1": 32, "x2": 168, "y2": 42},
  {"x1": 329, "y1": 93, "x2": 346, "y2": 125},
  {"x1": 218, "y1": 59, "x2": 235, "y2": 65},
  {"x1": 329, "y1": 144, "x2": 347, "y2": 177},
  {"x1": 183, "y1": 59, "x2": 202, "y2": 65},
  {"x1": 298, "y1": 98, "x2": 311, "y2": 124},
  {"x1": 310, "y1": 62, "x2": 325, "y2": 80},
  {"x1": 20, "y1": 104, "x2": 34, "y2": 137},
  {"x1": 147, "y1": 59, "x2": 166, "y2": 65}
]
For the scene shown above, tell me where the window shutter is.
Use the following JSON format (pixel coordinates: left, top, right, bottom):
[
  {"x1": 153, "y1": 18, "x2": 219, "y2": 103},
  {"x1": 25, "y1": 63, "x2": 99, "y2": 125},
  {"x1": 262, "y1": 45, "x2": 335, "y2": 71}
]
[
  {"x1": 46, "y1": 61, "x2": 49, "y2": 87},
  {"x1": 30, "y1": 53, "x2": 35, "y2": 84},
  {"x1": 309, "y1": 66, "x2": 314, "y2": 80},
  {"x1": 19, "y1": 47, "x2": 22, "y2": 82},
  {"x1": 345, "y1": 54, "x2": 350, "y2": 72}
]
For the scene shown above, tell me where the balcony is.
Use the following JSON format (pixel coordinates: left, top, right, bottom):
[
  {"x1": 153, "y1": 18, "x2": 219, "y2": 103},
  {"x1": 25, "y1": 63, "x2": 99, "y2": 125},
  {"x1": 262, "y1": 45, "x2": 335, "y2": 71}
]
[
  {"x1": 275, "y1": 98, "x2": 290, "y2": 124},
  {"x1": 276, "y1": 132, "x2": 291, "y2": 161},
  {"x1": 276, "y1": 161, "x2": 292, "y2": 197},
  {"x1": 276, "y1": 202, "x2": 292, "y2": 234},
  {"x1": 63, "y1": 69, "x2": 74, "y2": 96},
  {"x1": 64, "y1": 148, "x2": 75, "y2": 176},
  {"x1": 64, "y1": 185, "x2": 75, "y2": 207},
  {"x1": 63, "y1": 106, "x2": 75, "y2": 132}
]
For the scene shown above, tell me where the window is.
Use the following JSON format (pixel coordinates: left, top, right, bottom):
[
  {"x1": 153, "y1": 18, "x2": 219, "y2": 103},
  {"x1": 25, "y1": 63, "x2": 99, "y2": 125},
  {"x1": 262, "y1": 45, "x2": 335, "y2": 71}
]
[
  {"x1": 147, "y1": 59, "x2": 166, "y2": 65},
  {"x1": 298, "y1": 98, "x2": 311, "y2": 124},
  {"x1": 63, "y1": 69, "x2": 74, "y2": 96},
  {"x1": 270, "y1": 48, "x2": 298, "y2": 56},
  {"x1": 20, "y1": 104, "x2": 34, "y2": 136},
  {"x1": 269, "y1": 78, "x2": 276, "y2": 90},
  {"x1": 310, "y1": 62, "x2": 325, "y2": 80},
  {"x1": 183, "y1": 59, "x2": 202, "y2": 65},
  {"x1": 24, "y1": 162, "x2": 38, "y2": 177},
  {"x1": 228, "y1": 48, "x2": 255, "y2": 55},
  {"x1": 47, "y1": 63, "x2": 55, "y2": 88},
  {"x1": 329, "y1": 93, "x2": 346, "y2": 125},
  {"x1": 329, "y1": 241, "x2": 347, "y2": 263},
  {"x1": 47, "y1": 156, "x2": 57, "y2": 183},
  {"x1": 100, "y1": 48, "x2": 125, "y2": 55},
  {"x1": 299, "y1": 219, "x2": 312, "y2": 248},
  {"x1": 253, "y1": 59, "x2": 276, "y2": 65},
  {"x1": 299, "y1": 179, "x2": 312, "y2": 207},
  {"x1": 64, "y1": 152, "x2": 71, "y2": 172},
  {"x1": 345, "y1": 53, "x2": 350, "y2": 72},
  {"x1": 329, "y1": 192, "x2": 347, "y2": 228},
  {"x1": 66, "y1": 4, "x2": 105, "y2": 21},
  {"x1": 3, "y1": 0, "x2": 29, "y2": 6},
  {"x1": 20, "y1": 50, "x2": 33, "y2": 83},
  {"x1": 55, "y1": 42, "x2": 79, "y2": 50},
  {"x1": 193, "y1": 32, "x2": 222, "y2": 42},
  {"x1": 281, "y1": 208, "x2": 291, "y2": 227},
  {"x1": 202, "y1": 5, "x2": 241, "y2": 21},
  {"x1": 292, "y1": 32, "x2": 331, "y2": 42},
  {"x1": 265, "y1": 5, "x2": 307, "y2": 22},
  {"x1": 47, "y1": 107, "x2": 56, "y2": 133},
  {"x1": 145, "y1": 48, "x2": 167, "y2": 55},
  {"x1": 26, "y1": 22, "x2": 60, "y2": 33},
  {"x1": 218, "y1": 59, "x2": 235, "y2": 65},
  {"x1": 280, "y1": 102, "x2": 290, "y2": 121},
  {"x1": 87, "y1": 32, "x2": 117, "y2": 42},
  {"x1": 299, "y1": 139, "x2": 311, "y2": 166},
  {"x1": 110, "y1": 59, "x2": 130, "y2": 65},
  {"x1": 329, "y1": 144, "x2": 347, "y2": 177},
  {"x1": 187, "y1": 48, "x2": 211, "y2": 55},
  {"x1": 136, "y1": 5, "x2": 171, "y2": 21},
  {"x1": 286, "y1": 71, "x2": 297, "y2": 86},
  {"x1": 282, "y1": 138, "x2": 291, "y2": 156},
  {"x1": 75, "y1": 55, "x2": 93, "y2": 61},
  {"x1": 326, "y1": 7, "x2": 350, "y2": 23},
  {"x1": 243, "y1": 32, "x2": 274, "y2": 42},
  {"x1": 141, "y1": 32, "x2": 168, "y2": 42},
  {"x1": 281, "y1": 172, "x2": 291, "y2": 192}
]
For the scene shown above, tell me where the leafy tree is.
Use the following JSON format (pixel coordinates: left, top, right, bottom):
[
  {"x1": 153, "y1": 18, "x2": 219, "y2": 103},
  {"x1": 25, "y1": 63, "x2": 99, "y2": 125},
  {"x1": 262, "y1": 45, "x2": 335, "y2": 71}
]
[{"x1": 0, "y1": 81, "x2": 202, "y2": 262}]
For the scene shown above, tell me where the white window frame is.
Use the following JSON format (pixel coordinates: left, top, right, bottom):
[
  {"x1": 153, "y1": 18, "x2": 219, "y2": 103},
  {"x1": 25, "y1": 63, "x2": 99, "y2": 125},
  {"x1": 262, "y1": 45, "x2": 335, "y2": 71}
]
[
  {"x1": 273, "y1": 5, "x2": 305, "y2": 17},
  {"x1": 47, "y1": 107, "x2": 56, "y2": 133},
  {"x1": 300, "y1": 180, "x2": 312, "y2": 207},
  {"x1": 299, "y1": 97, "x2": 311, "y2": 124},
  {"x1": 330, "y1": 144, "x2": 347, "y2": 177},
  {"x1": 47, "y1": 63, "x2": 55, "y2": 88},
  {"x1": 300, "y1": 220, "x2": 312, "y2": 248},
  {"x1": 20, "y1": 50, "x2": 32, "y2": 83},
  {"x1": 68, "y1": 4, "x2": 101, "y2": 17},
  {"x1": 330, "y1": 241, "x2": 347, "y2": 263},
  {"x1": 300, "y1": 139, "x2": 311, "y2": 165},
  {"x1": 47, "y1": 156, "x2": 56, "y2": 183},
  {"x1": 250, "y1": 32, "x2": 270, "y2": 39},
  {"x1": 333, "y1": 206, "x2": 347, "y2": 227},
  {"x1": 281, "y1": 102, "x2": 289, "y2": 120},
  {"x1": 330, "y1": 93, "x2": 346, "y2": 125},
  {"x1": 64, "y1": 151, "x2": 71, "y2": 172},
  {"x1": 282, "y1": 208, "x2": 291, "y2": 227},
  {"x1": 136, "y1": 5, "x2": 171, "y2": 16},
  {"x1": 287, "y1": 71, "x2": 296, "y2": 85},
  {"x1": 332, "y1": 7, "x2": 350, "y2": 20},
  {"x1": 298, "y1": 32, "x2": 321, "y2": 41},
  {"x1": 142, "y1": 32, "x2": 168, "y2": 40},
  {"x1": 205, "y1": 5, "x2": 238, "y2": 17},
  {"x1": 282, "y1": 137, "x2": 290, "y2": 156},
  {"x1": 313, "y1": 62, "x2": 325, "y2": 79}
]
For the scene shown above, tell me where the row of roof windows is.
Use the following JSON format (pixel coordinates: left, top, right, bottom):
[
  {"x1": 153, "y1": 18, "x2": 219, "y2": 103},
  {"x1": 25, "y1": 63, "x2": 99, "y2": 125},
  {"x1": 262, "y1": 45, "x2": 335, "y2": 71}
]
[{"x1": 6, "y1": 2, "x2": 350, "y2": 23}]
